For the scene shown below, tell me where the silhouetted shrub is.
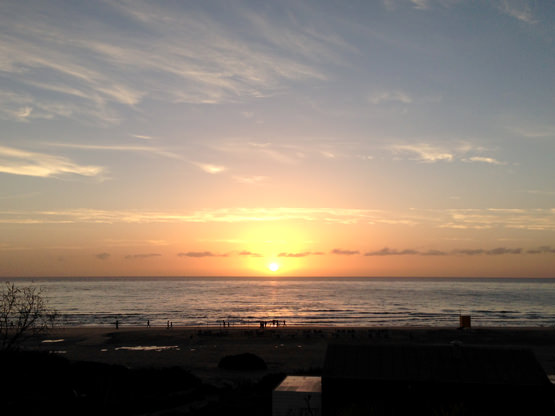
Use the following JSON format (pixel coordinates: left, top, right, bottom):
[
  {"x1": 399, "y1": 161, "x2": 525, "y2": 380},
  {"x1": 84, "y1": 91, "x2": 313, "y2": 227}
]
[
  {"x1": 1, "y1": 351, "x2": 76, "y2": 415},
  {"x1": 1, "y1": 350, "x2": 207, "y2": 416}
]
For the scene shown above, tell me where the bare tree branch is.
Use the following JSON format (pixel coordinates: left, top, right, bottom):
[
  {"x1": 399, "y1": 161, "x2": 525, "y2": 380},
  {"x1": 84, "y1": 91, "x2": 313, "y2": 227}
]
[{"x1": 0, "y1": 282, "x2": 58, "y2": 351}]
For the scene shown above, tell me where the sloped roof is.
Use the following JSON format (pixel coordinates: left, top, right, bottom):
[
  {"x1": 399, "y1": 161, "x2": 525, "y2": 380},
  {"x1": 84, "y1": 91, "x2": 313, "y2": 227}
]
[
  {"x1": 323, "y1": 343, "x2": 550, "y2": 387},
  {"x1": 275, "y1": 376, "x2": 322, "y2": 393}
]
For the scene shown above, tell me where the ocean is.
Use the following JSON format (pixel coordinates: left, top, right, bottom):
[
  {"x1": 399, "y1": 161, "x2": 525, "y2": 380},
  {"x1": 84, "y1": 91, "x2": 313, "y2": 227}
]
[{"x1": 3, "y1": 277, "x2": 555, "y2": 328}]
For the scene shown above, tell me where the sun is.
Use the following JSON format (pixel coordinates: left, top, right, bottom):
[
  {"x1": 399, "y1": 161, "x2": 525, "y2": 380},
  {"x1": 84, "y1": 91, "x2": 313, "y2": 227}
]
[{"x1": 268, "y1": 262, "x2": 280, "y2": 272}]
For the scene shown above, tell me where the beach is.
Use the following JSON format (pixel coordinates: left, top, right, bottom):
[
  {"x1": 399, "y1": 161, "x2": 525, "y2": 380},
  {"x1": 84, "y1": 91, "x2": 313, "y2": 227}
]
[
  {"x1": 6, "y1": 325, "x2": 554, "y2": 415},
  {"x1": 32, "y1": 325, "x2": 555, "y2": 384}
]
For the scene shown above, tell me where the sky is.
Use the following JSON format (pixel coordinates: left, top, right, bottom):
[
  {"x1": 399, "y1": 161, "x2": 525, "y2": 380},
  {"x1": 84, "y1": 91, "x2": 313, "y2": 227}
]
[{"x1": 1, "y1": 0, "x2": 554, "y2": 277}]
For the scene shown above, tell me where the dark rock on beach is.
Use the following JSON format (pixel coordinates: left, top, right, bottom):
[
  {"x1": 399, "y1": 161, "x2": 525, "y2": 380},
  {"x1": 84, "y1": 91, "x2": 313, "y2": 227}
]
[{"x1": 218, "y1": 352, "x2": 267, "y2": 371}]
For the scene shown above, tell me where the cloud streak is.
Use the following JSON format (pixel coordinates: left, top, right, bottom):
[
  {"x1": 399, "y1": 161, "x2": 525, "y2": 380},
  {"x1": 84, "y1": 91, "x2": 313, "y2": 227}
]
[
  {"x1": 125, "y1": 246, "x2": 555, "y2": 259},
  {"x1": 1, "y1": 207, "x2": 554, "y2": 232},
  {"x1": 0, "y1": 145, "x2": 104, "y2": 178},
  {"x1": 62, "y1": 245, "x2": 555, "y2": 265},
  {"x1": 177, "y1": 251, "x2": 228, "y2": 258},
  {"x1": 124, "y1": 253, "x2": 161, "y2": 260},
  {"x1": 369, "y1": 90, "x2": 413, "y2": 105},
  {"x1": 526, "y1": 246, "x2": 555, "y2": 254},
  {"x1": 463, "y1": 156, "x2": 506, "y2": 165},
  {"x1": 365, "y1": 248, "x2": 420, "y2": 256},
  {"x1": 238, "y1": 251, "x2": 263, "y2": 257},
  {"x1": 194, "y1": 163, "x2": 227, "y2": 174},
  {"x1": 498, "y1": 0, "x2": 537, "y2": 24},
  {"x1": 48, "y1": 143, "x2": 183, "y2": 161},
  {"x1": 331, "y1": 249, "x2": 360, "y2": 256},
  {"x1": 363, "y1": 247, "x2": 528, "y2": 256},
  {"x1": 391, "y1": 144, "x2": 453, "y2": 162},
  {"x1": 453, "y1": 247, "x2": 522, "y2": 255},
  {"x1": 390, "y1": 142, "x2": 508, "y2": 166}
]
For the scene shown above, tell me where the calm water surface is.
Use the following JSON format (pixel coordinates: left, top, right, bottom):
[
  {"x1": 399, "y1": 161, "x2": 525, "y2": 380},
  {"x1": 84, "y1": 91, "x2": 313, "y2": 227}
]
[{"x1": 3, "y1": 277, "x2": 555, "y2": 327}]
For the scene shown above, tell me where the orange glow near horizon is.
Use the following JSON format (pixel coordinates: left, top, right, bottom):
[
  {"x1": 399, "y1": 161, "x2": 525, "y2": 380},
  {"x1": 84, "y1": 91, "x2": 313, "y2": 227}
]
[{"x1": 236, "y1": 223, "x2": 315, "y2": 275}]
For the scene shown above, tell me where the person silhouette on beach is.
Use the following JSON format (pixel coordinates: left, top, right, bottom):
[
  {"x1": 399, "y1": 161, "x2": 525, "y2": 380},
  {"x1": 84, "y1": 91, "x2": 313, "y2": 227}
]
[
  {"x1": 115, "y1": 319, "x2": 119, "y2": 329},
  {"x1": 147, "y1": 320, "x2": 150, "y2": 327}
]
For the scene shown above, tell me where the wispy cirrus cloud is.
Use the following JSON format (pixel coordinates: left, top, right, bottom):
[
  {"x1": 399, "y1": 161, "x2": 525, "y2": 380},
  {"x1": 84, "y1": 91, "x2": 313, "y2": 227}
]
[
  {"x1": 463, "y1": 156, "x2": 506, "y2": 165},
  {"x1": 440, "y1": 208, "x2": 555, "y2": 231},
  {"x1": 320, "y1": 151, "x2": 336, "y2": 159},
  {"x1": 213, "y1": 141, "x2": 304, "y2": 165},
  {"x1": 0, "y1": 89, "x2": 119, "y2": 125},
  {"x1": 382, "y1": 0, "x2": 438, "y2": 12},
  {"x1": 194, "y1": 163, "x2": 227, "y2": 174},
  {"x1": 0, "y1": 207, "x2": 384, "y2": 225},
  {"x1": 369, "y1": 90, "x2": 413, "y2": 105},
  {"x1": 1, "y1": 207, "x2": 553, "y2": 232},
  {"x1": 214, "y1": 138, "x2": 352, "y2": 167},
  {"x1": 390, "y1": 142, "x2": 508, "y2": 165},
  {"x1": 391, "y1": 143, "x2": 453, "y2": 162},
  {"x1": 498, "y1": 0, "x2": 537, "y2": 24},
  {"x1": 506, "y1": 122, "x2": 555, "y2": 138},
  {"x1": 0, "y1": 0, "x2": 335, "y2": 124},
  {"x1": 0, "y1": 145, "x2": 104, "y2": 178},
  {"x1": 47, "y1": 143, "x2": 183, "y2": 160},
  {"x1": 12, "y1": 106, "x2": 32, "y2": 121},
  {"x1": 411, "y1": 0, "x2": 430, "y2": 9},
  {"x1": 130, "y1": 134, "x2": 154, "y2": 140}
]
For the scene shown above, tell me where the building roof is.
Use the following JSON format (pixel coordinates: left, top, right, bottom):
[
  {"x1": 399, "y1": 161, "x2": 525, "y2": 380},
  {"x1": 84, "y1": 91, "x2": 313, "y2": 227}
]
[
  {"x1": 275, "y1": 376, "x2": 322, "y2": 393},
  {"x1": 323, "y1": 343, "x2": 550, "y2": 387}
]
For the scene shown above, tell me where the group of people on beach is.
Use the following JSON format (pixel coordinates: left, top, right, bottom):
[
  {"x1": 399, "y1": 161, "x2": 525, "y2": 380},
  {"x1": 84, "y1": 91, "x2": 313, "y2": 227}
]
[
  {"x1": 113, "y1": 318, "x2": 287, "y2": 329},
  {"x1": 114, "y1": 319, "x2": 172, "y2": 329},
  {"x1": 259, "y1": 319, "x2": 286, "y2": 328}
]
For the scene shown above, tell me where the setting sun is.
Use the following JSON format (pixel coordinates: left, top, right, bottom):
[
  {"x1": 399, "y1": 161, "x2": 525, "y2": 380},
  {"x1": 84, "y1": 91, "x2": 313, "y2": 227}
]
[{"x1": 268, "y1": 262, "x2": 280, "y2": 272}]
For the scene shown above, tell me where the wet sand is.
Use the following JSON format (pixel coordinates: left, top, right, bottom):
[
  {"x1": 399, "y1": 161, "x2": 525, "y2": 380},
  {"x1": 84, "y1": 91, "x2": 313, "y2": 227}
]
[{"x1": 31, "y1": 326, "x2": 555, "y2": 384}]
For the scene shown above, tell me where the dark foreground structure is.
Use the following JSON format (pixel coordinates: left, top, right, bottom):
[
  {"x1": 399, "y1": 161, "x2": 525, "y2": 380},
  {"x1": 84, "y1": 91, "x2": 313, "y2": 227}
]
[{"x1": 322, "y1": 343, "x2": 555, "y2": 416}]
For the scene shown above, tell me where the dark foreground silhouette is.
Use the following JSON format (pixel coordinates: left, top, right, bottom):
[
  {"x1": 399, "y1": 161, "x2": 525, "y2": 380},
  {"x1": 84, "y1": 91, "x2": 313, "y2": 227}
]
[{"x1": 2, "y1": 351, "x2": 285, "y2": 416}]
